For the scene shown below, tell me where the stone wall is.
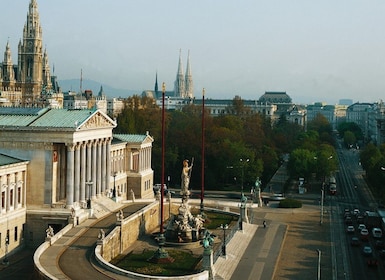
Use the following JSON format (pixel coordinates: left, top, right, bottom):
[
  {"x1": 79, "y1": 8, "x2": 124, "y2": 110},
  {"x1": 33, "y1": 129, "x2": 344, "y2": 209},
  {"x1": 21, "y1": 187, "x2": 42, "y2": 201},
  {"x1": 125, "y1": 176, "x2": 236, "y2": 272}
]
[{"x1": 101, "y1": 201, "x2": 161, "y2": 262}]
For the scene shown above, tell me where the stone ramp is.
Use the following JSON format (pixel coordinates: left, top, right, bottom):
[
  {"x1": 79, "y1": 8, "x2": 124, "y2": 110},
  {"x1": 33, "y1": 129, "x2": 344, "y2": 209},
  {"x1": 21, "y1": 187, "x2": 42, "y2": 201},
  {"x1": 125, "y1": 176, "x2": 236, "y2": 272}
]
[{"x1": 91, "y1": 196, "x2": 123, "y2": 219}]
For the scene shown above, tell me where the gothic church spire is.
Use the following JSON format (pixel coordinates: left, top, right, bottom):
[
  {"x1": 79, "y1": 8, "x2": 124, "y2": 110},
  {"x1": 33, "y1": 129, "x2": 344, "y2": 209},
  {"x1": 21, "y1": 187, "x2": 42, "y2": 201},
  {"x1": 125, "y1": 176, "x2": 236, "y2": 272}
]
[
  {"x1": 174, "y1": 49, "x2": 185, "y2": 97},
  {"x1": 184, "y1": 50, "x2": 193, "y2": 99}
]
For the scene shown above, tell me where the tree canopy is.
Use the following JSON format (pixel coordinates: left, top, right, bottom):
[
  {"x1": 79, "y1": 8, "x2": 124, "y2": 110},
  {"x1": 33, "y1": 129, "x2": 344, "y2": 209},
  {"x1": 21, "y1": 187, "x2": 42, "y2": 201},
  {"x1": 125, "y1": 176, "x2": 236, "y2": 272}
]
[{"x1": 113, "y1": 95, "x2": 304, "y2": 191}]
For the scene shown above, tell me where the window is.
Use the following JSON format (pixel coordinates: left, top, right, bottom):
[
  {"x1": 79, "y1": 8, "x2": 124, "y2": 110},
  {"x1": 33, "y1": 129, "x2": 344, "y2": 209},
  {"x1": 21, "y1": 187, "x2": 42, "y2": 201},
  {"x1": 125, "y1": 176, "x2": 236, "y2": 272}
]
[
  {"x1": 1, "y1": 192, "x2": 4, "y2": 209},
  {"x1": 10, "y1": 189, "x2": 13, "y2": 206},
  {"x1": 18, "y1": 187, "x2": 21, "y2": 204},
  {"x1": 14, "y1": 226, "x2": 18, "y2": 241}
]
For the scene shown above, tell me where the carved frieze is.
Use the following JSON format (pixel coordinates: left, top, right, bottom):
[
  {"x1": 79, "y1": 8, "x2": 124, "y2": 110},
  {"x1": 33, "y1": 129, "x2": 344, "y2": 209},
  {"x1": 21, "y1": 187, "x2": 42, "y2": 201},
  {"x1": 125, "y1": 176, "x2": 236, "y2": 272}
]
[{"x1": 80, "y1": 112, "x2": 114, "y2": 130}]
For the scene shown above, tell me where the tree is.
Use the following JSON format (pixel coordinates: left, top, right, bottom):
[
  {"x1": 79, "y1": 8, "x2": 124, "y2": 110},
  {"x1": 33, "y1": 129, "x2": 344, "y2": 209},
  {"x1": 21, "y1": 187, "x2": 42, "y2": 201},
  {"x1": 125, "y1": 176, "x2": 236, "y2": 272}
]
[
  {"x1": 338, "y1": 122, "x2": 363, "y2": 142},
  {"x1": 343, "y1": 130, "x2": 356, "y2": 148},
  {"x1": 287, "y1": 148, "x2": 316, "y2": 180}
]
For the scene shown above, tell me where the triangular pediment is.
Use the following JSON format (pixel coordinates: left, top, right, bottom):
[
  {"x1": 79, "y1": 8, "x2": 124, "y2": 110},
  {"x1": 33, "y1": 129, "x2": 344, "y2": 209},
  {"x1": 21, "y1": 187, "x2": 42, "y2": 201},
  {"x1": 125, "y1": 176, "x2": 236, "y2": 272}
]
[{"x1": 79, "y1": 111, "x2": 116, "y2": 130}]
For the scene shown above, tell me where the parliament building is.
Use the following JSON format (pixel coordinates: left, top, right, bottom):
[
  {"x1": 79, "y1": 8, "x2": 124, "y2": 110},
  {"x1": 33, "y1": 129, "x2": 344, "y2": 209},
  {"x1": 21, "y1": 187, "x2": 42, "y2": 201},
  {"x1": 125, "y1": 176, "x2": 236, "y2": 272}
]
[{"x1": 0, "y1": 0, "x2": 155, "y2": 259}]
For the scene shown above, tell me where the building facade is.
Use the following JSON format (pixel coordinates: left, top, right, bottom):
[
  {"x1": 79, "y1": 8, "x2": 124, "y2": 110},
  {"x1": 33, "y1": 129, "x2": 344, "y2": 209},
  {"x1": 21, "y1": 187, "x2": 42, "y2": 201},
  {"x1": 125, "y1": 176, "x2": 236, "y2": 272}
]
[
  {"x1": 0, "y1": 107, "x2": 154, "y2": 249},
  {"x1": 0, "y1": 154, "x2": 29, "y2": 260}
]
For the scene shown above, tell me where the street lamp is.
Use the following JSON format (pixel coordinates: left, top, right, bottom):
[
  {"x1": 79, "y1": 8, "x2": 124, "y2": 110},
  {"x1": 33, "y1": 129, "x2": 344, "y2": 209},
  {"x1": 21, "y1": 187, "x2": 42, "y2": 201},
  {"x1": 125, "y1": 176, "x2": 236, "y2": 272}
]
[
  {"x1": 112, "y1": 172, "x2": 117, "y2": 198},
  {"x1": 85, "y1": 181, "x2": 93, "y2": 209},
  {"x1": 320, "y1": 184, "x2": 324, "y2": 225},
  {"x1": 240, "y1": 158, "x2": 249, "y2": 194},
  {"x1": 3, "y1": 236, "x2": 9, "y2": 265},
  {"x1": 316, "y1": 249, "x2": 321, "y2": 280},
  {"x1": 220, "y1": 224, "x2": 228, "y2": 257}
]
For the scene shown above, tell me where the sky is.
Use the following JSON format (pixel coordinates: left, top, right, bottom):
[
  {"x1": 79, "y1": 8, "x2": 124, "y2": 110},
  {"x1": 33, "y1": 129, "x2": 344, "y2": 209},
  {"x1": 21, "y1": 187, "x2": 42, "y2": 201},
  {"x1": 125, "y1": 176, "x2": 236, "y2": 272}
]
[{"x1": 2, "y1": 0, "x2": 385, "y2": 104}]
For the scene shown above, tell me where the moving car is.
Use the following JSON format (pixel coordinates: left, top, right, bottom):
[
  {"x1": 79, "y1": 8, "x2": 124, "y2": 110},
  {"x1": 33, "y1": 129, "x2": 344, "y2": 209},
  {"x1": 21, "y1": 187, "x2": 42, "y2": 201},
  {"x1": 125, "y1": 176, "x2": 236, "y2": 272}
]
[
  {"x1": 360, "y1": 228, "x2": 369, "y2": 241},
  {"x1": 362, "y1": 246, "x2": 373, "y2": 256},
  {"x1": 357, "y1": 224, "x2": 366, "y2": 231},
  {"x1": 372, "y1": 228, "x2": 382, "y2": 239},
  {"x1": 350, "y1": 237, "x2": 360, "y2": 246},
  {"x1": 375, "y1": 240, "x2": 385, "y2": 250},
  {"x1": 346, "y1": 225, "x2": 355, "y2": 234}
]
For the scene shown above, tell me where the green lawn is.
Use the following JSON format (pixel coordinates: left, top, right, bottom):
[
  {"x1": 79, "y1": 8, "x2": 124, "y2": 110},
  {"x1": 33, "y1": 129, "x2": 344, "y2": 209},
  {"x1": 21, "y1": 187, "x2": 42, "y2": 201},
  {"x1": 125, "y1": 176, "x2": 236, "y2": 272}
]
[{"x1": 112, "y1": 249, "x2": 200, "y2": 276}]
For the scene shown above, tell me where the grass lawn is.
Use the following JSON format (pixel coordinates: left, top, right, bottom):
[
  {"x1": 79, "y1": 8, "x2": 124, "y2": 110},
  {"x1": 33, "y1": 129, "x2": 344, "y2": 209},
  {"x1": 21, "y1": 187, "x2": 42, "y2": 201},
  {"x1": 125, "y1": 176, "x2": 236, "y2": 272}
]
[{"x1": 112, "y1": 249, "x2": 201, "y2": 276}]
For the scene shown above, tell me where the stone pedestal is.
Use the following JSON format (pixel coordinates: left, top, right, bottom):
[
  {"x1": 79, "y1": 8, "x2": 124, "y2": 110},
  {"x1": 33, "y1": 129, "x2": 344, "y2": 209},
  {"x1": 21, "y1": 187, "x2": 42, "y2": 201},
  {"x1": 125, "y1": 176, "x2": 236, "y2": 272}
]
[
  {"x1": 202, "y1": 248, "x2": 215, "y2": 280},
  {"x1": 240, "y1": 206, "x2": 249, "y2": 223}
]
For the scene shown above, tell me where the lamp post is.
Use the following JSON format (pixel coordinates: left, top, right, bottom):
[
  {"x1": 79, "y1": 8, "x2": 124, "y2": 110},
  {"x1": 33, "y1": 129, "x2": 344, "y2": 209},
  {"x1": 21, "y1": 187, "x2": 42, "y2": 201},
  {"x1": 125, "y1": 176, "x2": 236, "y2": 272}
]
[
  {"x1": 112, "y1": 172, "x2": 117, "y2": 198},
  {"x1": 149, "y1": 82, "x2": 171, "y2": 263},
  {"x1": 86, "y1": 181, "x2": 93, "y2": 209},
  {"x1": 240, "y1": 158, "x2": 249, "y2": 195},
  {"x1": 220, "y1": 224, "x2": 228, "y2": 257},
  {"x1": 3, "y1": 235, "x2": 9, "y2": 265},
  {"x1": 239, "y1": 158, "x2": 249, "y2": 230},
  {"x1": 316, "y1": 249, "x2": 321, "y2": 280},
  {"x1": 320, "y1": 184, "x2": 324, "y2": 225}
]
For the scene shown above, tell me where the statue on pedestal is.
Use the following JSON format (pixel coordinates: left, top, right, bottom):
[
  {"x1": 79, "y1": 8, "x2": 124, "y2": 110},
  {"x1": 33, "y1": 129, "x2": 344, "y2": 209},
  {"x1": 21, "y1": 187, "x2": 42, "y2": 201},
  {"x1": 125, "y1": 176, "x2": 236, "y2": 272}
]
[
  {"x1": 46, "y1": 226, "x2": 54, "y2": 238},
  {"x1": 181, "y1": 159, "x2": 193, "y2": 196}
]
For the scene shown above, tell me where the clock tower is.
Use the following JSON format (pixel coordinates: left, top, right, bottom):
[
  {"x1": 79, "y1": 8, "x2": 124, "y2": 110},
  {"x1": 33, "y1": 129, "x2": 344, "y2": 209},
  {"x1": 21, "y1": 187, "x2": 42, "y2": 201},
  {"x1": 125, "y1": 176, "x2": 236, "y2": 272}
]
[{"x1": 17, "y1": 0, "x2": 50, "y2": 103}]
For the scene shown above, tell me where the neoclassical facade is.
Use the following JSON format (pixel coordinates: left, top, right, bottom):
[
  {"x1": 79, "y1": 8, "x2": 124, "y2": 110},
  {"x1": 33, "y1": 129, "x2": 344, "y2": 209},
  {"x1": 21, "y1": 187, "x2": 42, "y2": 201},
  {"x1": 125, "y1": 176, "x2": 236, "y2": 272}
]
[
  {"x1": 0, "y1": 154, "x2": 29, "y2": 260},
  {"x1": 0, "y1": 107, "x2": 154, "y2": 248}
]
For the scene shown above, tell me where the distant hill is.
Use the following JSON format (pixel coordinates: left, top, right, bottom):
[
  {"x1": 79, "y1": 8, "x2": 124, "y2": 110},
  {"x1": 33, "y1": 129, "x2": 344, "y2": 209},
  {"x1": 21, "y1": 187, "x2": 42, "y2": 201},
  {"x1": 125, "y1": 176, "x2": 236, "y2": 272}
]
[{"x1": 58, "y1": 79, "x2": 140, "y2": 98}]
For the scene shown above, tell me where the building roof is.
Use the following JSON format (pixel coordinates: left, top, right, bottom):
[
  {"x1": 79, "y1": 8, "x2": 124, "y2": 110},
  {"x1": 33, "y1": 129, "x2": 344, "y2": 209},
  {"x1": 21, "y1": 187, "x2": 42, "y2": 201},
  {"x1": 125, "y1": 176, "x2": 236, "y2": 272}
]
[
  {"x1": 258, "y1": 92, "x2": 292, "y2": 104},
  {"x1": 113, "y1": 134, "x2": 150, "y2": 144},
  {"x1": 29, "y1": 109, "x2": 96, "y2": 128},
  {"x1": 0, "y1": 108, "x2": 115, "y2": 130},
  {"x1": 0, "y1": 153, "x2": 28, "y2": 166}
]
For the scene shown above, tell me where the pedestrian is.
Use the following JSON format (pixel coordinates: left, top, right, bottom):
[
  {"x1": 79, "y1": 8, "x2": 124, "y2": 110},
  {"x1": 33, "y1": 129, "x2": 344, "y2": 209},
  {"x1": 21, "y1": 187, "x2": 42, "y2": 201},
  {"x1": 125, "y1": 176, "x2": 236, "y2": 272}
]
[{"x1": 263, "y1": 220, "x2": 266, "y2": 228}]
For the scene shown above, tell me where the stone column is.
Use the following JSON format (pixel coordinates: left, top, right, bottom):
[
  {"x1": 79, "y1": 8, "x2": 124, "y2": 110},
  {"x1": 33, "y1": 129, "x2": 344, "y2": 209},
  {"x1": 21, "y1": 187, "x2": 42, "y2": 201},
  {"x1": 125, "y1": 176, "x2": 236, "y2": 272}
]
[
  {"x1": 60, "y1": 146, "x2": 66, "y2": 201},
  {"x1": 66, "y1": 144, "x2": 75, "y2": 208},
  {"x1": 97, "y1": 140, "x2": 102, "y2": 196},
  {"x1": 74, "y1": 143, "x2": 81, "y2": 205},
  {"x1": 92, "y1": 140, "x2": 97, "y2": 198},
  {"x1": 23, "y1": 171, "x2": 27, "y2": 207},
  {"x1": 86, "y1": 141, "x2": 92, "y2": 199},
  {"x1": 15, "y1": 172, "x2": 20, "y2": 209},
  {"x1": 101, "y1": 139, "x2": 107, "y2": 194},
  {"x1": 106, "y1": 138, "x2": 111, "y2": 195},
  {"x1": 6, "y1": 175, "x2": 10, "y2": 212},
  {"x1": 80, "y1": 142, "x2": 86, "y2": 203}
]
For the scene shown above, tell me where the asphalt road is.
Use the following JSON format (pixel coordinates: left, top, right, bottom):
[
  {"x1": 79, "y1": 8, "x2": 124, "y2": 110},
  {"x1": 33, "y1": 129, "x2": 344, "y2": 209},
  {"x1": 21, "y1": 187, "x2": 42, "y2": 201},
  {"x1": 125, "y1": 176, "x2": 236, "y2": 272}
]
[{"x1": 58, "y1": 203, "x2": 148, "y2": 280}]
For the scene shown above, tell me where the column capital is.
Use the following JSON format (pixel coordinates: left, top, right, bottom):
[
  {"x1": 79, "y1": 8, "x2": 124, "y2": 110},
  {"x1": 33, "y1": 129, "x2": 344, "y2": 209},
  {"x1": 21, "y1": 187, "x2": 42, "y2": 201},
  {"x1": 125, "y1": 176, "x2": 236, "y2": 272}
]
[{"x1": 66, "y1": 143, "x2": 76, "y2": 151}]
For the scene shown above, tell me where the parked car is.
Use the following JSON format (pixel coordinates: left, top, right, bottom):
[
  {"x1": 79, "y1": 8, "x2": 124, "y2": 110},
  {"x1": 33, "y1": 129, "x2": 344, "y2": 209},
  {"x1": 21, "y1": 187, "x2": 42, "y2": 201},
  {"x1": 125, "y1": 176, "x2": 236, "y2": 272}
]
[
  {"x1": 372, "y1": 228, "x2": 383, "y2": 239},
  {"x1": 351, "y1": 237, "x2": 360, "y2": 246},
  {"x1": 362, "y1": 246, "x2": 373, "y2": 256},
  {"x1": 346, "y1": 225, "x2": 355, "y2": 234}
]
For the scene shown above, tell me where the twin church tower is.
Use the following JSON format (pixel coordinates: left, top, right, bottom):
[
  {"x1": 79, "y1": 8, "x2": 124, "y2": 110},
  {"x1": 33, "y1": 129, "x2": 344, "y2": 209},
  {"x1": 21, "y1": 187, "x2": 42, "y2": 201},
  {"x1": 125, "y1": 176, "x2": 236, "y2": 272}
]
[
  {"x1": 154, "y1": 50, "x2": 194, "y2": 99},
  {"x1": 174, "y1": 50, "x2": 194, "y2": 99}
]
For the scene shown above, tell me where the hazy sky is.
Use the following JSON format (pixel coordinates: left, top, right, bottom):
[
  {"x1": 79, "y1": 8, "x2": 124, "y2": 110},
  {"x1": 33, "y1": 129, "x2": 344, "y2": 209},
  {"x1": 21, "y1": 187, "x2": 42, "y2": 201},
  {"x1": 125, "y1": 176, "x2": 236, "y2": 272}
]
[{"x1": 2, "y1": 0, "x2": 385, "y2": 104}]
